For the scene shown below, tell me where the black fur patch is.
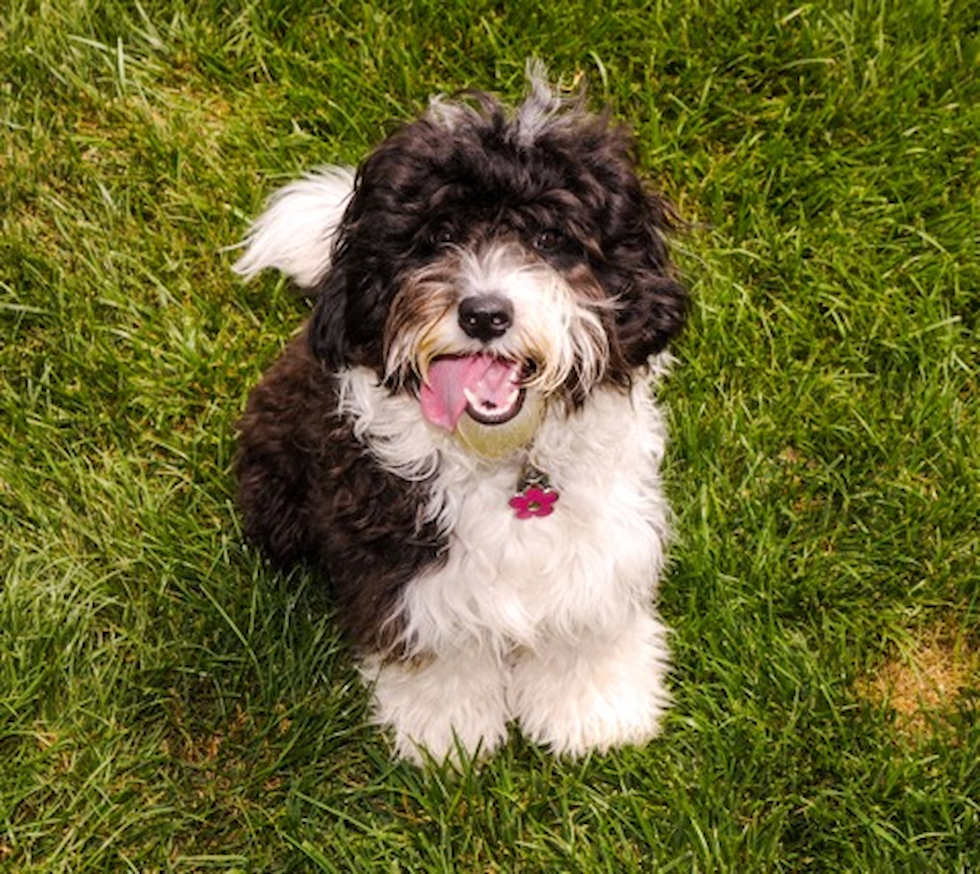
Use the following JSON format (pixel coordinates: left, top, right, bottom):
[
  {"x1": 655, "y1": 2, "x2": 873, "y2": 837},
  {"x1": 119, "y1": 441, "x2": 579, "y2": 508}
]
[{"x1": 235, "y1": 333, "x2": 447, "y2": 652}]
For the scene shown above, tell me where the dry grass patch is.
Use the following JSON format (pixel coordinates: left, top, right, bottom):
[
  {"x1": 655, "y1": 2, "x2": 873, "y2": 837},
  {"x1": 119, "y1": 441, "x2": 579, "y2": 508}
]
[{"x1": 858, "y1": 621, "x2": 979, "y2": 741}]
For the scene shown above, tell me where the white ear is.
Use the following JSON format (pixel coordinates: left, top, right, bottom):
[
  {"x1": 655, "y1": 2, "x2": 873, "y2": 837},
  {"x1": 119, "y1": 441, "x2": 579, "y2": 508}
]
[{"x1": 232, "y1": 165, "x2": 356, "y2": 288}]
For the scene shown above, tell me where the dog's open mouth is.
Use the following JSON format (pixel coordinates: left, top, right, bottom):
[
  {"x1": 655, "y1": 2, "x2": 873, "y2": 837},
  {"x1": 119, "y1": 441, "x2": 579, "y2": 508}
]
[{"x1": 420, "y1": 355, "x2": 527, "y2": 432}]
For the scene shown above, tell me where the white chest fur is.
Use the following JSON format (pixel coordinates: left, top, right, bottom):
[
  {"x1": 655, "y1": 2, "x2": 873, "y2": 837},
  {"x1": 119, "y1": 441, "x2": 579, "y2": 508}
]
[{"x1": 338, "y1": 368, "x2": 671, "y2": 657}]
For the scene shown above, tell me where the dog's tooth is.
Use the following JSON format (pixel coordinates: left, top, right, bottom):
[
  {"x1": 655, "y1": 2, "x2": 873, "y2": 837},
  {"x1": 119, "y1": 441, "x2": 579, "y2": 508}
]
[{"x1": 463, "y1": 388, "x2": 484, "y2": 411}]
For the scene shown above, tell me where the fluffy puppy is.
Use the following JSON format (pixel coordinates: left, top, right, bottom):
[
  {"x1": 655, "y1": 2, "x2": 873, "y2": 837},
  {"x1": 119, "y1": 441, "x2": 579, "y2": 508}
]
[{"x1": 233, "y1": 65, "x2": 688, "y2": 764}]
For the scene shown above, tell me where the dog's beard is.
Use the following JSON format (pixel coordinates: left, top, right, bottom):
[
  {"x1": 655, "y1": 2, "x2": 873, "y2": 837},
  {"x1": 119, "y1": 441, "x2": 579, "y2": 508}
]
[{"x1": 383, "y1": 242, "x2": 612, "y2": 410}]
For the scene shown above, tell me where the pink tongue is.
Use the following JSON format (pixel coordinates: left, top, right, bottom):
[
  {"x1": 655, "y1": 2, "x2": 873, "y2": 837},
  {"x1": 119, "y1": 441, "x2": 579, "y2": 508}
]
[{"x1": 420, "y1": 355, "x2": 521, "y2": 432}]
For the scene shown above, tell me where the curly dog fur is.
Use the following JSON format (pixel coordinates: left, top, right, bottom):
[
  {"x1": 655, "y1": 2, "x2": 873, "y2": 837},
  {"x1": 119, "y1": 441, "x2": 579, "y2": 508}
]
[{"x1": 233, "y1": 64, "x2": 688, "y2": 763}]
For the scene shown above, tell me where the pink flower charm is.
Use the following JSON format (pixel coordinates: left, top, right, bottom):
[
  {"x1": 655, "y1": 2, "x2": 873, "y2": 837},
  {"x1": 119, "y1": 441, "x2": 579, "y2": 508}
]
[{"x1": 509, "y1": 485, "x2": 559, "y2": 519}]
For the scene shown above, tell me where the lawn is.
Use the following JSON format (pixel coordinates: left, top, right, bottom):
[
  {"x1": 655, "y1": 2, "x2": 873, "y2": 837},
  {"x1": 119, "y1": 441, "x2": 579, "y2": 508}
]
[{"x1": 2, "y1": 0, "x2": 978, "y2": 870}]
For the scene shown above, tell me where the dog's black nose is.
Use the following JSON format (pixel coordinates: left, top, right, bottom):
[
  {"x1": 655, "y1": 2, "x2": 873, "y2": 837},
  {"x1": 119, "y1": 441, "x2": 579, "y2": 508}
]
[{"x1": 458, "y1": 294, "x2": 514, "y2": 342}]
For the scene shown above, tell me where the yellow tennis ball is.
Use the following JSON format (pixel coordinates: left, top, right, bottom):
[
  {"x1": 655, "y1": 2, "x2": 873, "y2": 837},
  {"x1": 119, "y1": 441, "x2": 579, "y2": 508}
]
[{"x1": 455, "y1": 392, "x2": 544, "y2": 459}]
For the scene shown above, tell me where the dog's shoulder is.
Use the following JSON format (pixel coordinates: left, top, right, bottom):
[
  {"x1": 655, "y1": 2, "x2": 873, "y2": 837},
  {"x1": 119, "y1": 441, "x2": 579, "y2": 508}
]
[{"x1": 235, "y1": 334, "x2": 448, "y2": 638}]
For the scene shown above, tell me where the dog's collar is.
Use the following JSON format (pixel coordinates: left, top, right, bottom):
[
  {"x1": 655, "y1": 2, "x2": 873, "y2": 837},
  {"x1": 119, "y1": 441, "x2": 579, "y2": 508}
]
[{"x1": 509, "y1": 461, "x2": 559, "y2": 519}]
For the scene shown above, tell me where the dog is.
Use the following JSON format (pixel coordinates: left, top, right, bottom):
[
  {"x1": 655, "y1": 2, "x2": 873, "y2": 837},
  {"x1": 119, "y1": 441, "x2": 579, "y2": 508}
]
[{"x1": 232, "y1": 63, "x2": 688, "y2": 764}]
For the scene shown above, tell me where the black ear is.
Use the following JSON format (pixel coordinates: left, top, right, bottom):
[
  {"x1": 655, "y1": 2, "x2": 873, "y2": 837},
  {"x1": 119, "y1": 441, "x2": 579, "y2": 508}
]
[
  {"x1": 308, "y1": 247, "x2": 391, "y2": 373},
  {"x1": 308, "y1": 266, "x2": 351, "y2": 369},
  {"x1": 604, "y1": 192, "x2": 689, "y2": 367}
]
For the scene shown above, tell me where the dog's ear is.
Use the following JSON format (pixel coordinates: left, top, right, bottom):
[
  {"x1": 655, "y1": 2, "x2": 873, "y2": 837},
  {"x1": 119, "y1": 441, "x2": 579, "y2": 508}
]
[
  {"x1": 306, "y1": 143, "x2": 409, "y2": 372},
  {"x1": 307, "y1": 266, "x2": 351, "y2": 369},
  {"x1": 558, "y1": 115, "x2": 688, "y2": 368},
  {"x1": 604, "y1": 190, "x2": 689, "y2": 367},
  {"x1": 308, "y1": 245, "x2": 391, "y2": 372},
  {"x1": 232, "y1": 165, "x2": 383, "y2": 370}
]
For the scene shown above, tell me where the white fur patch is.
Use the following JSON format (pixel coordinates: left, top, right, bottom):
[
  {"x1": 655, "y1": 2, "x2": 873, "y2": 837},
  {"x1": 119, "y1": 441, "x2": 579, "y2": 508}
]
[
  {"x1": 385, "y1": 241, "x2": 610, "y2": 399},
  {"x1": 397, "y1": 378, "x2": 670, "y2": 654},
  {"x1": 364, "y1": 648, "x2": 511, "y2": 765},
  {"x1": 232, "y1": 166, "x2": 355, "y2": 288},
  {"x1": 510, "y1": 609, "x2": 671, "y2": 756},
  {"x1": 342, "y1": 367, "x2": 673, "y2": 762},
  {"x1": 513, "y1": 58, "x2": 576, "y2": 146}
]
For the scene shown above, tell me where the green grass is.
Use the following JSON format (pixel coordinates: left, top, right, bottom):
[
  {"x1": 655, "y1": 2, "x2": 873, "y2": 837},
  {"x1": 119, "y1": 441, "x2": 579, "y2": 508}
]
[{"x1": 2, "y1": 0, "x2": 978, "y2": 870}]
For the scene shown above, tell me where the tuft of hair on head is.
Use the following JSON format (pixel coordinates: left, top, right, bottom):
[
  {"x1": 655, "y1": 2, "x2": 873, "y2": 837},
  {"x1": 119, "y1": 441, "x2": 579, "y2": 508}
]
[
  {"x1": 512, "y1": 58, "x2": 588, "y2": 144},
  {"x1": 424, "y1": 59, "x2": 588, "y2": 143}
]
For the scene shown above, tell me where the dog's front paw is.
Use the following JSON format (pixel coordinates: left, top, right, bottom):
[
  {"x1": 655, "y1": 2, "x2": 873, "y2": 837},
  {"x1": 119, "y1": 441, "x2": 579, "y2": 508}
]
[
  {"x1": 510, "y1": 611, "x2": 671, "y2": 756},
  {"x1": 364, "y1": 649, "x2": 510, "y2": 766}
]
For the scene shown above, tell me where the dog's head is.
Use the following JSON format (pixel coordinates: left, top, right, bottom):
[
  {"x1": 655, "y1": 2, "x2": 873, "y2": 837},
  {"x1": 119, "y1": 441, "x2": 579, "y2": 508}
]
[{"x1": 236, "y1": 64, "x2": 687, "y2": 454}]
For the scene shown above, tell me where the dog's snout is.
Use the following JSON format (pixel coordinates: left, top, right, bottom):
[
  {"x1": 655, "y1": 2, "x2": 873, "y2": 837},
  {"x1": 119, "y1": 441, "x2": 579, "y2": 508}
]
[{"x1": 458, "y1": 294, "x2": 514, "y2": 342}]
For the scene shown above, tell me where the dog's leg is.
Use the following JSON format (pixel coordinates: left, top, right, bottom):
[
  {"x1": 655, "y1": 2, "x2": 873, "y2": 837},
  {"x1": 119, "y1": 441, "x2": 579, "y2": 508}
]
[
  {"x1": 362, "y1": 647, "x2": 510, "y2": 765},
  {"x1": 509, "y1": 608, "x2": 671, "y2": 756}
]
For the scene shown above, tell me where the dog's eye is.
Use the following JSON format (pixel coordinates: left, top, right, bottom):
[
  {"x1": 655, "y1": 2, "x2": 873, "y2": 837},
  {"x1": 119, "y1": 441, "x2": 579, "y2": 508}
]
[
  {"x1": 430, "y1": 226, "x2": 457, "y2": 248},
  {"x1": 533, "y1": 228, "x2": 564, "y2": 252}
]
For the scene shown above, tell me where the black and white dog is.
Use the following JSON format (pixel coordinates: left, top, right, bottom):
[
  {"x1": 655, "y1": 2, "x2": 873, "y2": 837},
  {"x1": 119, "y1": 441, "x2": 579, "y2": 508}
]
[{"x1": 233, "y1": 64, "x2": 688, "y2": 764}]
